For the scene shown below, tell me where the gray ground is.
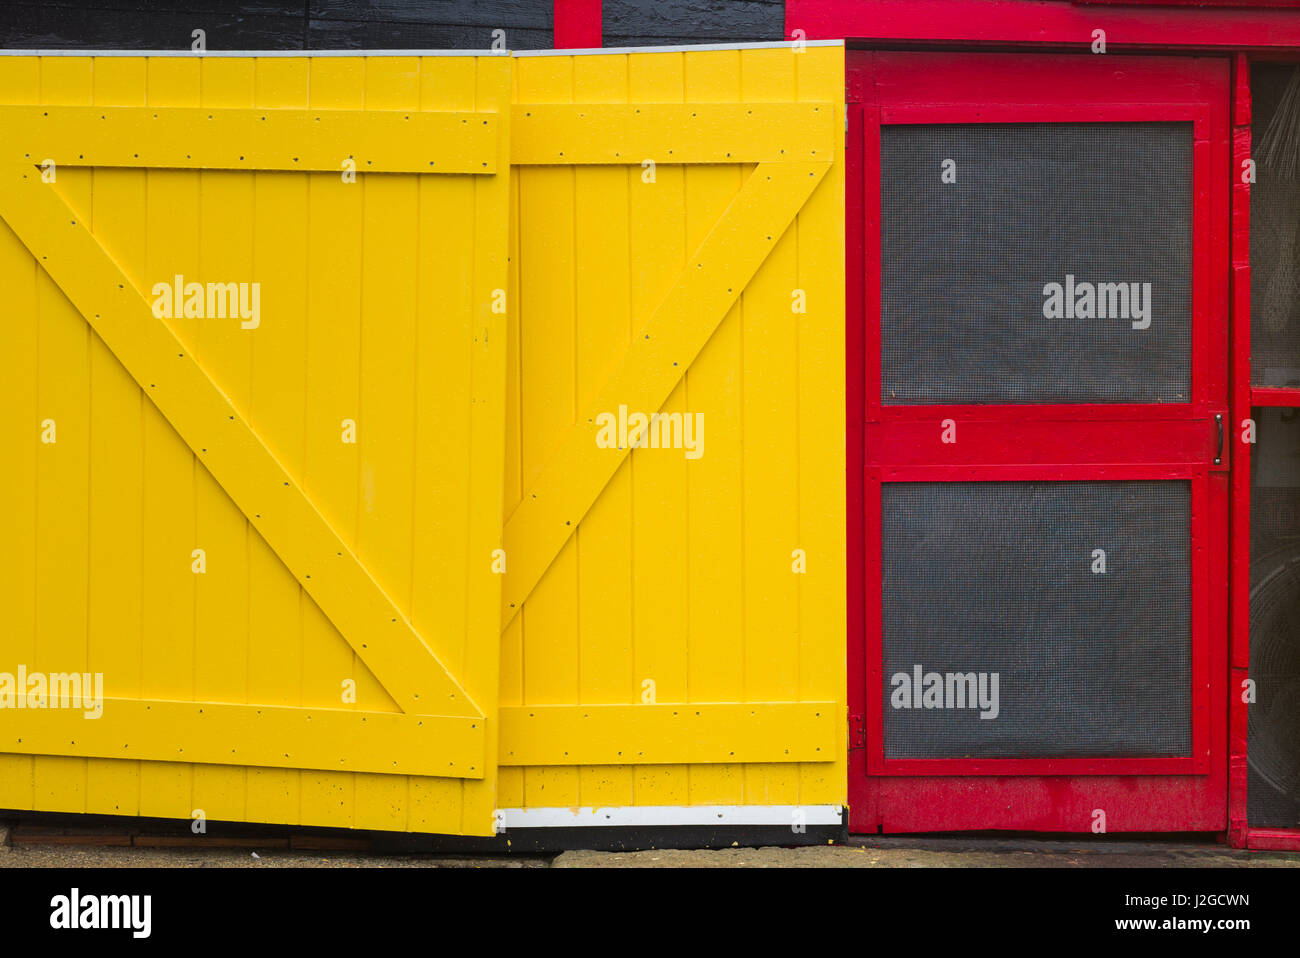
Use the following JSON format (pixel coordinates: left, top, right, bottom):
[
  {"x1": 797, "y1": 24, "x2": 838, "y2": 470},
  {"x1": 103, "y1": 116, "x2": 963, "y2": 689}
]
[{"x1": 3, "y1": 828, "x2": 1298, "y2": 867}]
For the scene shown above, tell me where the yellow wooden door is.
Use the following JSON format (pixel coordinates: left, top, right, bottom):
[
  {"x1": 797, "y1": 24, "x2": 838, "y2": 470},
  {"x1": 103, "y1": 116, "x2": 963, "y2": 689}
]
[
  {"x1": 498, "y1": 46, "x2": 846, "y2": 814},
  {"x1": 0, "y1": 45, "x2": 847, "y2": 835},
  {"x1": 0, "y1": 54, "x2": 510, "y2": 836}
]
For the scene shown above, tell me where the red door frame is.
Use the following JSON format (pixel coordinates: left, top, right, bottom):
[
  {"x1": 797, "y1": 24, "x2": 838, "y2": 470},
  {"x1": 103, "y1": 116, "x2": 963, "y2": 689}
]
[
  {"x1": 789, "y1": 0, "x2": 1300, "y2": 50},
  {"x1": 847, "y1": 50, "x2": 1232, "y2": 834},
  {"x1": 1229, "y1": 52, "x2": 1255, "y2": 851},
  {"x1": 553, "y1": 0, "x2": 602, "y2": 49},
  {"x1": 1233, "y1": 54, "x2": 1300, "y2": 854}
]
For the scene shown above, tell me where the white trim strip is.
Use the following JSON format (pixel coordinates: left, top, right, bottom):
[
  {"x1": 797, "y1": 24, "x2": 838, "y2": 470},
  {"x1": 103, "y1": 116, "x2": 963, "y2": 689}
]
[
  {"x1": 0, "y1": 40, "x2": 843, "y2": 59},
  {"x1": 0, "y1": 49, "x2": 502, "y2": 57},
  {"x1": 497, "y1": 805, "x2": 844, "y2": 829},
  {"x1": 516, "y1": 39, "x2": 844, "y2": 57}
]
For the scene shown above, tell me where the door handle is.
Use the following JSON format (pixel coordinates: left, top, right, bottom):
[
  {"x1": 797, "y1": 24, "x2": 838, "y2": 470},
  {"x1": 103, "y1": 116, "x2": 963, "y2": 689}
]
[{"x1": 1215, "y1": 413, "x2": 1223, "y2": 466}]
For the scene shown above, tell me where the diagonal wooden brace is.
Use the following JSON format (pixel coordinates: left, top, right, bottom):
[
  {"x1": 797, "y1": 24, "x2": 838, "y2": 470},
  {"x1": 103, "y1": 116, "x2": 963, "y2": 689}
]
[
  {"x1": 501, "y1": 160, "x2": 830, "y2": 626},
  {"x1": 0, "y1": 162, "x2": 481, "y2": 719}
]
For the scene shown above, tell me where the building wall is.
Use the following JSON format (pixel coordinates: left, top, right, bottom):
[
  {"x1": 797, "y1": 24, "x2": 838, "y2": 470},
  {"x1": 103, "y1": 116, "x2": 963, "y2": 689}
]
[
  {"x1": 0, "y1": 1, "x2": 553, "y2": 50},
  {"x1": 602, "y1": 0, "x2": 784, "y2": 47}
]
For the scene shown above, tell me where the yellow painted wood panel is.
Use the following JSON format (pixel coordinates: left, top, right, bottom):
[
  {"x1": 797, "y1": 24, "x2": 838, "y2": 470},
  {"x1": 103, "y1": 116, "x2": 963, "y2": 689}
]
[
  {"x1": 626, "y1": 50, "x2": 691, "y2": 807},
  {"x1": 0, "y1": 45, "x2": 844, "y2": 833},
  {"x1": 1, "y1": 104, "x2": 498, "y2": 173},
  {"x1": 191, "y1": 56, "x2": 256, "y2": 825},
  {"x1": 509, "y1": 102, "x2": 834, "y2": 164},
  {"x1": 792, "y1": 45, "x2": 849, "y2": 804},
  {"x1": 86, "y1": 55, "x2": 149, "y2": 820},
  {"x1": 0, "y1": 53, "x2": 40, "y2": 815},
  {"x1": 681, "y1": 47, "x2": 747, "y2": 807},
  {"x1": 741, "y1": 46, "x2": 804, "y2": 805},
  {"x1": 514, "y1": 53, "x2": 582, "y2": 812},
  {"x1": 503, "y1": 45, "x2": 845, "y2": 809},
  {"x1": 455, "y1": 54, "x2": 512, "y2": 834},
  {"x1": 498, "y1": 141, "x2": 527, "y2": 812},
  {"x1": 34, "y1": 55, "x2": 95, "y2": 816},
  {"x1": 139, "y1": 55, "x2": 201, "y2": 820},
  {"x1": 301, "y1": 55, "x2": 367, "y2": 828},
  {"x1": 501, "y1": 704, "x2": 836, "y2": 766},
  {"x1": 572, "y1": 53, "x2": 635, "y2": 809},
  {"x1": 0, "y1": 53, "x2": 511, "y2": 836}
]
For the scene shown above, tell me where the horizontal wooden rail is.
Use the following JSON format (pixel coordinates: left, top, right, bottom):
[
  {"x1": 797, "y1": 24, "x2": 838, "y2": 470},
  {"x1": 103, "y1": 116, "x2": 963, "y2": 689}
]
[
  {"x1": 1, "y1": 700, "x2": 485, "y2": 778},
  {"x1": 499, "y1": 703, "x2": 837, "y2": 766},
  {"x1": 510, "y1": 103, "x2": 835, "y2": 164},
  {"x1": 0, "y1": 105, "x2": 499, "y2": 173}
]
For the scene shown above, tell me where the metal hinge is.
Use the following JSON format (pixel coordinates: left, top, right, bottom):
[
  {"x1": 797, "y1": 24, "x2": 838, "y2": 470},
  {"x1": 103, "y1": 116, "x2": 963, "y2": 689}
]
[{"x1": 849, "y1": 713, "x2": 865, "y2": 750}]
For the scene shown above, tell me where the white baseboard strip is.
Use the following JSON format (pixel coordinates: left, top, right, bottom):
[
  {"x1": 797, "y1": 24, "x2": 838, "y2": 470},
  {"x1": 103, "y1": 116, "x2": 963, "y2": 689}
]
[{"x1": 497, "y1": 805, "x2": 844, "y2": 830}]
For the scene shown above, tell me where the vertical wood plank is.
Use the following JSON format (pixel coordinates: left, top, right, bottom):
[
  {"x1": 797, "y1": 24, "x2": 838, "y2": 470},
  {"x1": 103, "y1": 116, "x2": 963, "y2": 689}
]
[
  {"x1": 138, "y1": 55, "x2": 201, "y2": 819},
  {"x1": 515, "y1": 53, "x2": 582, "y2": 811},
  {"x1": 573, "y1": 51, "x2": 634, "y2": 807},
  {"x1": 299, "y1": 53, "x2": 368, "y2": 829},
  {"x1": 189, "y1": 54, "x2": 256, "y2": 826},
  {"x1": 243, "y1": 54, "x2": 310, "y2": 826},
  {"x1": 350, "y1": 55, "x2": 422, "y2": 831},
  {"x1": 795, "y1": 46, "x2": 848, "y2": 806},
  {"x1": 498, "y1": 114, "x2": 526, "y2": 809},
  {"x1": 626, "y1": 50, "x2": 691, "y2": 807},
  {"x1": 33, "y1": 55, "x2": 94, "y2": 814},
  {"x1": 683, "y1": 48, "x2": 746, "y2": 806},
  {"x1": 84, "y1": 54, "x2": 148, "y2": 819},
  {"x1": 740, "y1": 46, "x2": 802, "y2": 807},
  {"x1": 0, "y1": 55, "x2": 41, "y2": 814},
  {"x1": 407, "y1": 54, "x2": 477, "y2": 834}
]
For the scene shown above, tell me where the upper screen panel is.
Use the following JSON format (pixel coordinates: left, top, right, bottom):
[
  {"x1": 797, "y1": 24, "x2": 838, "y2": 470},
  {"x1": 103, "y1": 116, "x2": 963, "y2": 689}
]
[
  {"x1": 880, "y1": 121, "x2": 1193, "y2": 405},
  {"x1": 1251, "y1": 65, "x2": 1300, "y2": 389}
]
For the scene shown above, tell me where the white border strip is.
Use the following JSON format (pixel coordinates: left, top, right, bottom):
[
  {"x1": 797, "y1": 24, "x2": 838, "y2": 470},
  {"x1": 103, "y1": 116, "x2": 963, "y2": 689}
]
[
  {"x1": 497, "y1": 805, "x2": 844, "y2": 829},
  {"x1": 514, "y1": 39, "x2": 844, "y2": 56},
  {"x1": 0, "y1": 49, "x2": 501, "y2": 57},
  {"x1": 0, "y1": 40, "x2": 843, "y2": 58}
]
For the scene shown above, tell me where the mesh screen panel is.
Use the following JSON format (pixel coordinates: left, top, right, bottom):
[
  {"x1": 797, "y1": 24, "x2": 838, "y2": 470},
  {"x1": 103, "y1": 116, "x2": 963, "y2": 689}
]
[
  {"x1": 1248, "y1": 409, "x2": 1300, "y2": 826},
  {"x1": 881, "y1": 123, "x2": 1193, "y2": 404},
  {"x1": 1249, "y1": 173, "x2": 1300, "y2": 386},
  {"x1": 882, "y1": 481, "x2": 1192, "y2": 759},
  {"x1": 1250, "y1": 67, "x2": 1300, "y2": 388}
]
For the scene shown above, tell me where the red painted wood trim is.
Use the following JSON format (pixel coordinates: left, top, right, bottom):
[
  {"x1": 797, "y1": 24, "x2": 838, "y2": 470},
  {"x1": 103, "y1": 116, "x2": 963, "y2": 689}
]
[
  {"x1": 553, "y1": 0, "x2": 602, "y2": 49},
  {"x1": 846, "y1": 93, "x2": 869, "y2": 831},
  {"x1": 1080, "y1": 0, "x2": 1299, "y2": 7},
  {"x1": 1228, "y1": 53, "x2": 1252, "y2": 850},
  {"x1": 1247, "y1": 828, "x2": 1300, "y2": 850},
  {"x1": 866, "y1": 421, "x2": 1218, "y2": 468},
  {"x1": 848, "y1": 49, "x2": 1231, "y2": 833},
  {"x1": 787, "y1": 0, "x2": 1300, "y2": 49},
  {"x1": 1251, "y1": 387, "x2": 1300, "y2": 406},
  {"x1": 846, "y1": 54, "x2": 875, "y2": 835}
]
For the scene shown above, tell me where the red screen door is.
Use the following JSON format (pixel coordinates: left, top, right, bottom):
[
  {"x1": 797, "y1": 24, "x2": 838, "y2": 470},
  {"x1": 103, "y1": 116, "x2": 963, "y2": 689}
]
[{"x1": 847, "y1": 51, "x2": 1231, "y2": 833}]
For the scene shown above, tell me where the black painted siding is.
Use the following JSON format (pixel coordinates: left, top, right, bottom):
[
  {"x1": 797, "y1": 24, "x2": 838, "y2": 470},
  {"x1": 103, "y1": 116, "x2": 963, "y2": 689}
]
[
  {"x1": 0, "y1": 0, "x2": 553, "y2": 49},
  {"x1": 603, "y1": 0, "x2": 784, "y2": 47},
  {"x1": 309, "y1": 0, "x2": 551, "y2": 50}
]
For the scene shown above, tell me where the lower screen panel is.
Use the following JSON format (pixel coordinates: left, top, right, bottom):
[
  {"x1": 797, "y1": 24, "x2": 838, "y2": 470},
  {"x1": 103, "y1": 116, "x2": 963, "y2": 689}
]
[
  {"x1": 1249, "y1": 408, "x2": 1300, "y2": 827},
  {"x1": 881, "y1": 480, "x2": 1192, "y2": 759}
]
